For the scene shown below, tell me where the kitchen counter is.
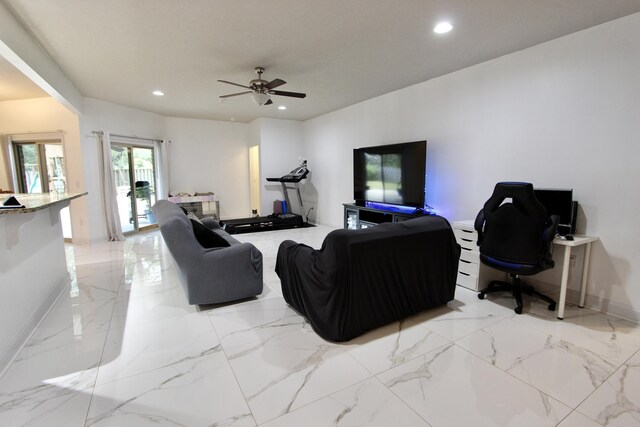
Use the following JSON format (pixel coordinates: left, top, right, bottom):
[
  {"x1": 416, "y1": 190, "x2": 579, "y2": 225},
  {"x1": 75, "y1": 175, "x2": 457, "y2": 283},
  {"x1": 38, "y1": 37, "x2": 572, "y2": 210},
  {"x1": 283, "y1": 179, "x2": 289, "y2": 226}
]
[
  {"x1": 0, "y1": 192, "x2": 87, "y2": 371},
  {"x1": 0, "y1": 192, "x2": 87, "y2": 214}
]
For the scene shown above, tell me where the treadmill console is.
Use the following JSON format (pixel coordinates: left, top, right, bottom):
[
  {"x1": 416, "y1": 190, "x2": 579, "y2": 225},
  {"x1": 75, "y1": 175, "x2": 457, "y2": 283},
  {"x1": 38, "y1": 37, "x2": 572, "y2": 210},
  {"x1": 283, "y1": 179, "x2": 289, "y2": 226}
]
[
  {"x1": 267, "y1": 165, "x2": 309, "y2": 183},
  {"x1": 282, "y1": 166, "x2": 309, "y2": 181}
]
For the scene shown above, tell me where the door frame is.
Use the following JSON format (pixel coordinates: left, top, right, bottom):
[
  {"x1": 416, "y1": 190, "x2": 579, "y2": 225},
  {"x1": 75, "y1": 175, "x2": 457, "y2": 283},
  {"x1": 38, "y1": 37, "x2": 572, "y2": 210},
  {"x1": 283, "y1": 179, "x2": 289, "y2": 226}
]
[
  {"x1": 7, "y1": 132, "x2": 67, "y2": 194},
  {"x1": 12, "y1": 141, "x2": 64, "y2": 193},
  {"x1": 111, "y1": 140, "x2": 158, "y2": 234},
  {"x1": 6, "y1": 132, "x2": 73, "y2": 240}
]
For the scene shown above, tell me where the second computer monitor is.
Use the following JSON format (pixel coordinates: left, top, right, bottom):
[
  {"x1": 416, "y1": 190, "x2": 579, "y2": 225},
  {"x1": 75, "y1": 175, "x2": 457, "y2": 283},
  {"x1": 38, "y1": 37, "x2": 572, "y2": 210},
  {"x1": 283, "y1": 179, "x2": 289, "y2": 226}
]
[{"x1": 534, "y1": 188, "x2": 576, "y2": 235}]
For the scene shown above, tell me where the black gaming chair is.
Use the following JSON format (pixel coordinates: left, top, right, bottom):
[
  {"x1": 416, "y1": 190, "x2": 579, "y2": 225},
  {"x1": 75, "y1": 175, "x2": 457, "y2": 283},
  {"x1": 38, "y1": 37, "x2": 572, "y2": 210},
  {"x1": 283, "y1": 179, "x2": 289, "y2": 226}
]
[{"x1": 474, "y1": 182, "x2": 559, "y2": 314}]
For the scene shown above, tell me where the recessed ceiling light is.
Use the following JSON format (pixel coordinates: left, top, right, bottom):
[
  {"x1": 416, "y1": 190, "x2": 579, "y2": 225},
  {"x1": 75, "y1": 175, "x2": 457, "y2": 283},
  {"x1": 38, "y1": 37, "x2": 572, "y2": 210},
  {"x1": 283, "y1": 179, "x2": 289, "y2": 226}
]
[
  {"x1": 433, "y1": 22, "x2": 453, "y2": 34},
  {"x1": 278, "y1": 106, "x2": 287, "y2": 110},
  {"x1": 152, "y1": 90, "x2": 164, "y2": 96}
]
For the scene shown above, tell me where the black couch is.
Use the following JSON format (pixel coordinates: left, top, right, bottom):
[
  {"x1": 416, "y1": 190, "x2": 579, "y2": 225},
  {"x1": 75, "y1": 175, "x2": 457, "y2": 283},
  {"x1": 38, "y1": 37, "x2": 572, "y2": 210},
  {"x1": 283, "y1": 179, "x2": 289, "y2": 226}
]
[{"x1": 275, "y1": 215, "x2": 461, "y2": 341}]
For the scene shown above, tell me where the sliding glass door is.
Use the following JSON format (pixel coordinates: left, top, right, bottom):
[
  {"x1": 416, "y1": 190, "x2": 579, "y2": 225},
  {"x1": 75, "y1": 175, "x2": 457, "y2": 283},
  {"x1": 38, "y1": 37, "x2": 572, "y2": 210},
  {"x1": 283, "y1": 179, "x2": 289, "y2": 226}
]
[
  {"x1": 13, "y1": 142, "x2": 66, "y2": 194},
  {"x1": 112, "y1": 144, "x2": 157, "y2": 234},
  {"x1": 12, "y1": 139, "x2": 72, "y2": 239}
]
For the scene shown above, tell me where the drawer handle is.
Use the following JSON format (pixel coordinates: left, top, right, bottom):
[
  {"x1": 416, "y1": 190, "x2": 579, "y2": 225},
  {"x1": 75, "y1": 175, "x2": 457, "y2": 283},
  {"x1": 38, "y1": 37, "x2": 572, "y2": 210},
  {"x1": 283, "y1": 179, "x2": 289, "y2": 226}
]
[
  {"x1": 459, "y1": 272, "x2": 470, "y2": 276},
  {"x1": 460, "y1": 259, "x2": 471, "y2": 264},
  {"x1": 461, "y1": 247, "x2": 472, "y2": 251},
  {"x1": 460, "y1": 229, "x2": 474, "y2": 234},
  {"x1": 461, "y1": 238, "x2": 473, "y2": 243}
]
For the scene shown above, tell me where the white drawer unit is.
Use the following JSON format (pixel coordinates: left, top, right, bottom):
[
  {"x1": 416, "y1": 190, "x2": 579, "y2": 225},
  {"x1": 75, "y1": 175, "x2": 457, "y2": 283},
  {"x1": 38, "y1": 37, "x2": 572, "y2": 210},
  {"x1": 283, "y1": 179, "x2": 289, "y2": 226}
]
[{"x1": 452, "y1": 220, "x2": 505, "y2": 291}]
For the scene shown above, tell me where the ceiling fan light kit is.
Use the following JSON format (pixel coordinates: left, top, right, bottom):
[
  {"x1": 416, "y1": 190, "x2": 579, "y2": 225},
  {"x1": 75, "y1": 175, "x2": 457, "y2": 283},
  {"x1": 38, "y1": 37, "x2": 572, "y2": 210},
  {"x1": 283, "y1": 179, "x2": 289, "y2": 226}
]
[
  {"x1": 250, "y1": 92, "x2": 271, "y2": 106},
  {"x1": 218, "y1": 67, "x2": 306, "y2": 106}
]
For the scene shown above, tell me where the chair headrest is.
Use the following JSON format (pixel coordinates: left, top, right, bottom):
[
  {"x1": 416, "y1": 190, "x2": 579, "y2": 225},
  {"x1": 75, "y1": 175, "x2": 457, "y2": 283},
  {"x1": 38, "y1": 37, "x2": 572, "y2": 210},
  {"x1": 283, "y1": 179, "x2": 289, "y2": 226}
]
[{"x1": 483, "y1": 182, "x2": 546, "y2": 217}]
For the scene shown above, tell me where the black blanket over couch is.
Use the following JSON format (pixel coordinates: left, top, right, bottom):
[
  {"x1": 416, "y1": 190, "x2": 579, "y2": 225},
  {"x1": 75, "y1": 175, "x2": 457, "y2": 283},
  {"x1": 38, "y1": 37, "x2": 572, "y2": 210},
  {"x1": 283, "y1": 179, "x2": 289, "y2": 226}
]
[{"x1": 275, "y1": 215, "x2": 461, "y2": 341}]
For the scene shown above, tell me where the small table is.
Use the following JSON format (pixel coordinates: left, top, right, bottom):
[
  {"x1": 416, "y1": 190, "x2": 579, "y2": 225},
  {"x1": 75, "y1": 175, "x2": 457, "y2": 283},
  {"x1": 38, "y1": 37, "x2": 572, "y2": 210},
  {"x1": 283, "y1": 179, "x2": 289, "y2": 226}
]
[{"x1": 553, "y1": 235, "x2": 599, "y2": 319}]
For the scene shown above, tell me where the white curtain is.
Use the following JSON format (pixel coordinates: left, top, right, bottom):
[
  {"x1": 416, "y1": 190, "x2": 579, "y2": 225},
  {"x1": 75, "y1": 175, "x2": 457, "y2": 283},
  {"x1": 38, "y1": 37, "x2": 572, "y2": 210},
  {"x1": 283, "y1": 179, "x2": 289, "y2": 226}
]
[
  {"x1": 0, "y1": 135, "x2": 12, "y2": 191},
  {"x1": 154, "y1": 139, "x2": 170, "y2": 200},
  {"x1": 98, "y1": 131, "x2": 124, "y2": 241}
]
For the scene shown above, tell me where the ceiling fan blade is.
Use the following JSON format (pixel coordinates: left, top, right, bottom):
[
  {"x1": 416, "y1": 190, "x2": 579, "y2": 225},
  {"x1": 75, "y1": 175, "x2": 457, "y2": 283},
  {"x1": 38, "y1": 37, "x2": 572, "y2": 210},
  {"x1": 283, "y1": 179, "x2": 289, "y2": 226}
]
[
  {"x1": 269, "y1": 90, "x2": 306, "y2": 99},
  {"x1": 219, "y1": 91, "x2": 252, "y2": 99},
  {"x1": 265, "y1": 78, "x2": 286, "y2": 90},
  {"x1": 264, "y1": 99, "x2": 273, "y2": 105},
  {"x1": 218, "y1": 80, "x2": 252, "y2": 90}
]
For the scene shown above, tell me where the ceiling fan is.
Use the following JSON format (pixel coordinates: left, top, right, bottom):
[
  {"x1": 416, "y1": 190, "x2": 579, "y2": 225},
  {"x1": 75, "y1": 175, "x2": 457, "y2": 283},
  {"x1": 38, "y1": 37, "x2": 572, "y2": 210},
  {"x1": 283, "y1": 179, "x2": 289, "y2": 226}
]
[{"x1": 218, "y1": 67, "x2": 307, "y2": 106}]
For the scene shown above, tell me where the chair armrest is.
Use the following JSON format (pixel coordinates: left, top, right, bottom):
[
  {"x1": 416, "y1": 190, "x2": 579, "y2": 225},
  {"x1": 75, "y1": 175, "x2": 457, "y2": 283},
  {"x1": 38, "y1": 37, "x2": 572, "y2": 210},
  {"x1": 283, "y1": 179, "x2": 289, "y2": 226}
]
[
  {"x1": 541, "y1": 214, "x2": 560, "y2": 265},
  {"x1": 182, "y1": 242, "x2": 263, "y2": 303},
  {"x1": 542, "y1": 214, "x2": 560, "y2": 244},
  {"x1": 199, "y1": 242, "x2": 261, "y2": 267},
  {"x1": 474, "y1": 209, "x2": 485, "y2": 245}
]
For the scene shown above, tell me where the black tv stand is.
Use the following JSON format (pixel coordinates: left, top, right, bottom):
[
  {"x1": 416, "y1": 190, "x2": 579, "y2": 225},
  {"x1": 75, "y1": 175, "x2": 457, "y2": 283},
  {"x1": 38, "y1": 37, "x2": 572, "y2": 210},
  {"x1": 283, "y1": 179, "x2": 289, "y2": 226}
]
[{"x1": 343, "y1": 203, "x2": 431, "y2": 229}]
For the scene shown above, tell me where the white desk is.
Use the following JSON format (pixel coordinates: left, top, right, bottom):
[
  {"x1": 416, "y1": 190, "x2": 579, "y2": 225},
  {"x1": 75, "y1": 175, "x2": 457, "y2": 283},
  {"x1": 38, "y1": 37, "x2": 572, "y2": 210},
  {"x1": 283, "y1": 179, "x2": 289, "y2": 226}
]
[
  {"x1": 454, "y1": 220, "x2": 598, "y2": 320},
  {"x1": 553, "y1": 235, "x2": 599, "y2": 319}
]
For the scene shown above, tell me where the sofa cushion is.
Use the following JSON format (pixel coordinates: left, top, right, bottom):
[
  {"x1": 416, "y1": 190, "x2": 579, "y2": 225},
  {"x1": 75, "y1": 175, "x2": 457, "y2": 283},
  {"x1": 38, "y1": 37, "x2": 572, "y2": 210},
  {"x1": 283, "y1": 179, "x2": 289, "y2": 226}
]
[{"x1": 190, "y1": 219, "x2": 231, "y2": 248}]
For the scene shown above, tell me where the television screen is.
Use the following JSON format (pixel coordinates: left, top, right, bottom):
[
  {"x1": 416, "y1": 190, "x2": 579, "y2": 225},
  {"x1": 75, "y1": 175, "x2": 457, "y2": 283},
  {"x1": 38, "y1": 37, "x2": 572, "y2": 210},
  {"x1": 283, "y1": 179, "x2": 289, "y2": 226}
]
[{"x1": 353, "y1": 141, "x2": 426, "y2": 208}]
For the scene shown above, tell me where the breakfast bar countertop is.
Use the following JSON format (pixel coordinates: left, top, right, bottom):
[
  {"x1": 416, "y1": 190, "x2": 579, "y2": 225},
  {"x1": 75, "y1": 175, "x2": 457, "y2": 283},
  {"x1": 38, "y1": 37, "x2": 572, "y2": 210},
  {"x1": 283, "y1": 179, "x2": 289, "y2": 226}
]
[{"x1": 0, "y1": 192, "x2": 87, "y2": 215}]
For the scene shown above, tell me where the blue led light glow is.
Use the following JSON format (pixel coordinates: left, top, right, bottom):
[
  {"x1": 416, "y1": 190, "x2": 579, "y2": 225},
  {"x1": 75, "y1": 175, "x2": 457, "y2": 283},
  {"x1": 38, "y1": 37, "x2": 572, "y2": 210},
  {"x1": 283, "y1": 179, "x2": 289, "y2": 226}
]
[{"x1": 364, "y1": 201, "x2": 436, "y2": 215}]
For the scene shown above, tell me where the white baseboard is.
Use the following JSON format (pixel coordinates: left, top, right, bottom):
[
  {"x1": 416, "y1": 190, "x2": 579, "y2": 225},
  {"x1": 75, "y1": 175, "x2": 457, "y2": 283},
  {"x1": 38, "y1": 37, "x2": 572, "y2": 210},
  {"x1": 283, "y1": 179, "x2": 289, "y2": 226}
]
[
  {"x1": 0, "y1": 274, "x2": 70, "y2": 376},
  {"x1": 580, "y1": 292, "x2": 640, "y2": 323},
  {"x1": 527, "y1": 277, "x2": 639, "y2": 323}
]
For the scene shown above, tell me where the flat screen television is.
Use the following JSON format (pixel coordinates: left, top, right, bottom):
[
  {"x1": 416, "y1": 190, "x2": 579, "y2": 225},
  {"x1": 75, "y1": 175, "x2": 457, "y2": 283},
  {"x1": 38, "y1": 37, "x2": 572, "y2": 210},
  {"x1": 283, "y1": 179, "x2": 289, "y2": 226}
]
[{"x1": 353, "y1": 140, "x2": 426, "y2": 209}]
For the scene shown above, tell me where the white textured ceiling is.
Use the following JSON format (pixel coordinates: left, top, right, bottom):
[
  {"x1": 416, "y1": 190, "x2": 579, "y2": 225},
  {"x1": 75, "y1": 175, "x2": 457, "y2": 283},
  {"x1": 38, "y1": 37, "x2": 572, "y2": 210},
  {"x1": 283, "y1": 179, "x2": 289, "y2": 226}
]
[{"x1": 3, "y1": 0, "x2": 640, "y2": 122}]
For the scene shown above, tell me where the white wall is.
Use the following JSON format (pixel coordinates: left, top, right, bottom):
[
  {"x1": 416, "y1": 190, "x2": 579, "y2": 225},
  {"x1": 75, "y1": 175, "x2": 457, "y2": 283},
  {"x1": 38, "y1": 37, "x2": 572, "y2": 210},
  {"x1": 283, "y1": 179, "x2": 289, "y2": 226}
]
[
  {"x1": 0, "y1": 97, "x2": 90, "y2": 243},
  {"x1": 79, "y1": 98, "x2": 166, "y2": 242},
  {"x1": 303, "y1": 13, "x2": 640, "y2": 319},
  {"x1": 165, "y1": 117, "x2": 250, "y2": 219},
  {"x1": 255, "y1": 118, "x2": 304, "y2": 216}
]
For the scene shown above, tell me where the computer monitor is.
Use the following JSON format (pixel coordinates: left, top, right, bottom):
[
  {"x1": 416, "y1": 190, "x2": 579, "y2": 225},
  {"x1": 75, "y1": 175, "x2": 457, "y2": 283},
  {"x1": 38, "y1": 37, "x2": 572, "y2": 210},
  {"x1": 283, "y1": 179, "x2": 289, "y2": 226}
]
[{"x1": 534, "y1": 188, "x2": 576, "y2": 235}]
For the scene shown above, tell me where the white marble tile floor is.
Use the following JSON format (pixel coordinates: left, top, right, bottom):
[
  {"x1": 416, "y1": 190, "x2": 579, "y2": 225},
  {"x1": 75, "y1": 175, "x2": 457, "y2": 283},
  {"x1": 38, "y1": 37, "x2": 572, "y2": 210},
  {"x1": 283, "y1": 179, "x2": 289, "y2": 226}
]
[{"x1": 1, "y1": 226, "x2": 639, "y2": 426}]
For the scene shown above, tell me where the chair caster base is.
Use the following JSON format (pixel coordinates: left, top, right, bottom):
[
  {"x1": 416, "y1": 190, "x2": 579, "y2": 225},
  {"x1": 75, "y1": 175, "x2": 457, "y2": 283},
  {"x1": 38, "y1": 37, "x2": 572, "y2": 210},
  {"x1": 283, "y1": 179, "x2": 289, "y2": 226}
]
[
  {"x1": 514, "y1": 306, "x2": 523, "y2": 314},
  {"x1": 478, "y1": 292, "x2": 486, "y2": 300}
]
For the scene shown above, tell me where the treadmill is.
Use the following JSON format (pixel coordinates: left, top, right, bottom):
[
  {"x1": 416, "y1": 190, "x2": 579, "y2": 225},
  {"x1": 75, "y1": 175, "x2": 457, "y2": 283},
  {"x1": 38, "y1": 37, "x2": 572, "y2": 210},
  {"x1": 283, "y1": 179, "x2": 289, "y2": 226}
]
[{"x1": 221, "y1": 163, "x2": 310, "y2": 234}]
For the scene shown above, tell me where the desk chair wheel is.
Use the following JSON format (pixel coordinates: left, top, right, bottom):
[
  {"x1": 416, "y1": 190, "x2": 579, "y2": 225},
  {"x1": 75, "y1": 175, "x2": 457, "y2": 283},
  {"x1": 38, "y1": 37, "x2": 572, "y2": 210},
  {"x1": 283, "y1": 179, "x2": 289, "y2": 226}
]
[
  {"x1": 478, "y1": 292, "x2": 486, "y2": 300},
  {"x1": 548, "y1": 302, "x2": 556, "y2": 311},
  {"x1": 514, "y1": 306, "x2": 523, "y2": 314}
]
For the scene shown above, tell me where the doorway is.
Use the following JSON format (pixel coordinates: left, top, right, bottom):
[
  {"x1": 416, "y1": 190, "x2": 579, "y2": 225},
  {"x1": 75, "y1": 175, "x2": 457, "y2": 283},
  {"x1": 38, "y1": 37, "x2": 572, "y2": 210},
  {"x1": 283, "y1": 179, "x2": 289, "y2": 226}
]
[
  {"x1": 249, "y1": 145, "x2": 260, "y2": 215},
  {"x1": 111, "y1": 144, "x2": 157, "y2": 234}
]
